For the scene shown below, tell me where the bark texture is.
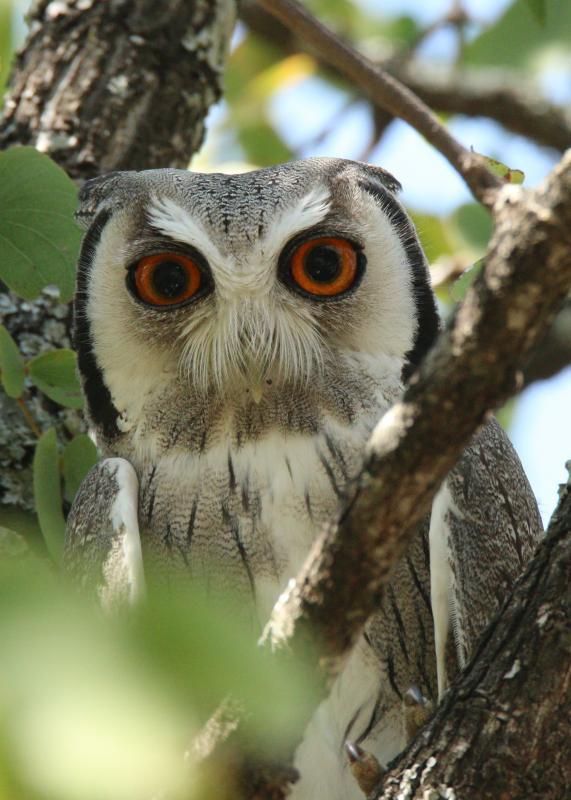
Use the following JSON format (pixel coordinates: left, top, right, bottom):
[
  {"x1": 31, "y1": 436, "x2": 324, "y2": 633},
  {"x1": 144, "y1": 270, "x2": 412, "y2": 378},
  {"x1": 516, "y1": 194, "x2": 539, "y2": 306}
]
[
  {"x1": 0, "y1": 0, "x2": 236, "y2": 521},
  {"x1": 377, "y1": 476, "x2": 571, "y2": 800},
  {"x1": 0, "y1": 0, "x2": 235, "y2": 177}
]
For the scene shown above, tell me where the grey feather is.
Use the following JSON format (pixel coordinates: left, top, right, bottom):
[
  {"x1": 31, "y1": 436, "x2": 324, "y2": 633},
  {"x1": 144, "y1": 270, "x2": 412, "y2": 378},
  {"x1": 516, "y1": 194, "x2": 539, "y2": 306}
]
[{"x1": 65, "y1": 458, "x2": 144, "y2": 611}]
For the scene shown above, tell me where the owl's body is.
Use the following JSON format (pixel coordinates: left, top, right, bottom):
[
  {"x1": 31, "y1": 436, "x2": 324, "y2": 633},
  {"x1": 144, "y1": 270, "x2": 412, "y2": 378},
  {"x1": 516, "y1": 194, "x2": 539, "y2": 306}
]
[{"x1": 66, "y1": 158, "x2": 542, "y2": 798}]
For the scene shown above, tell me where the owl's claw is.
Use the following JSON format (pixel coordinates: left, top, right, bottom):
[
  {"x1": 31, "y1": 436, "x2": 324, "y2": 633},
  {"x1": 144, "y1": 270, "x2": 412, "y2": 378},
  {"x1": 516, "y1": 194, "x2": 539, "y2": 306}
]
[
  {"x1": 345, "y1": 741, "x2": 385, "y2": 797},
  {"x1": 404, "y1": 684, "x2": 430, "y2": 707},
  {"x1": 403, "y1": 684, "x2": 434, "y2": 740}
]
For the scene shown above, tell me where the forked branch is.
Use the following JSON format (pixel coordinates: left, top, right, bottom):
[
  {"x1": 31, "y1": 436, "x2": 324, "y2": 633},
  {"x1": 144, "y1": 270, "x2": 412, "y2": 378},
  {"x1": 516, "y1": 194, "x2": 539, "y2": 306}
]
[{"x1": 257, "y1": 0, "x2": 503, "y2": 206}]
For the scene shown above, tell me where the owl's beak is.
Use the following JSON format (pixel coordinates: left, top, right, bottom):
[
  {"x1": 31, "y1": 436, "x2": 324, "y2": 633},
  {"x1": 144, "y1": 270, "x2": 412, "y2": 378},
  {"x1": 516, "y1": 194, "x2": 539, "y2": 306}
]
[{"x1": 250, "y1": 382, "x2": 264, "y2": 404}]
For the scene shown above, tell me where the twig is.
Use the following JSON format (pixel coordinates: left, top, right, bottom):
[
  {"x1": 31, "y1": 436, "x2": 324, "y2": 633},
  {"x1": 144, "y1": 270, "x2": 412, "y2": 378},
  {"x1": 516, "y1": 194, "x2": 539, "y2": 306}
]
[
  {"x1": 17, "y1": 395, "x2": 42, "y2": 438},
  {"x1": 257, "y1": 0, "x2": 502, "y2": 206},
  {"x1": 242, "y1": 2, "x2": 571, "y2": 153}
]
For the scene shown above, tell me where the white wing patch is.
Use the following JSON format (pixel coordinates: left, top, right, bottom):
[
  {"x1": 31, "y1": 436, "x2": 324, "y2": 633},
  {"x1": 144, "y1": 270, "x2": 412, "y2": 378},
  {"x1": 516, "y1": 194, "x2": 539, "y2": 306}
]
[
  {"x1": 108, "y1": 458, "x2": 146, "y2": 606},
  {"x1": 428, "y1": 480, "x2": 454, "y2": 699}
]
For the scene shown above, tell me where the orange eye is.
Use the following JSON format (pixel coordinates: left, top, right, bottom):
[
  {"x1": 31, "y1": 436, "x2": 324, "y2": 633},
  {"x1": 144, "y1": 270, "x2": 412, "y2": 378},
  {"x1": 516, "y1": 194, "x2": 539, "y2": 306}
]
[
  {"x1": 130, "y1": 252, "x2": 203, "y2": 307},
  {"x1": 288, "y1": 236, "x2": 361, "y2": 297}
]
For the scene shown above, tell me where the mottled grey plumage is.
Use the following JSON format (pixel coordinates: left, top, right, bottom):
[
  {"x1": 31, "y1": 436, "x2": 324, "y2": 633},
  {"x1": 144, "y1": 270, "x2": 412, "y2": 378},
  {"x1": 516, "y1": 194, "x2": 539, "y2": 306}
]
[
  {"x1": 65, "y1": 458, "x2": 144, "y2": 611},
  {"x1": 65, "y1": 157, "x2": 542, "y2": 799}
]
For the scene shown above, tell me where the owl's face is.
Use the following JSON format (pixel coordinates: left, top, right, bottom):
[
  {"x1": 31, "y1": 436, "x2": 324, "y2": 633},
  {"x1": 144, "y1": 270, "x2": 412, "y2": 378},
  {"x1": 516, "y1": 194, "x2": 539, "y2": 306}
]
[{"x1": 74, "y1": 158, "x2": 438, "y2": 443}]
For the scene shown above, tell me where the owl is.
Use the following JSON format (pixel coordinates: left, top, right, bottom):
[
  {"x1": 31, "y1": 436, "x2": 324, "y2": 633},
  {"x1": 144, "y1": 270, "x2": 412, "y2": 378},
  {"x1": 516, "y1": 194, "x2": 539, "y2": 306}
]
[{"x1": 65, "y1": 158, "x2": 542, "y2": 799}]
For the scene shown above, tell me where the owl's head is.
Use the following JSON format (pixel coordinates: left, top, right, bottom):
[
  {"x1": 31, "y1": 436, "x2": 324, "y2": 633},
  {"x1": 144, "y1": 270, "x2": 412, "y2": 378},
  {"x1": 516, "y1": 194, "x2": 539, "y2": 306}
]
[{"x1": 74, "y1": 158, "x2": 438, "y2": 441}]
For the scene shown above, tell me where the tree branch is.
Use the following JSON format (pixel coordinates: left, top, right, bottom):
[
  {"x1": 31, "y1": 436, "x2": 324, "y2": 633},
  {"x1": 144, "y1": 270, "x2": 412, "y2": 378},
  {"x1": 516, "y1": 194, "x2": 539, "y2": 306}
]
[
  {"x1": 242, "y1": 1, "x2": 571, "y2": 153},
  {"x1": 256, "y1": 0, "x2": 502, "y2": 207},
  {"x1": 266, "y1": 149, "x2": 571, "y2": 684},
  {"x1": 231, "y1": 150, "x2": 571, "y2": 798},
  {"x1": 376, "y1": 466, "x2": 571, "y2": 799},
  {"x1": 400, "y1": 63, "x2": 571, "y2": 153},
  {"x1": 0, "y1": 0, "x2": 235, "y2": 178}
]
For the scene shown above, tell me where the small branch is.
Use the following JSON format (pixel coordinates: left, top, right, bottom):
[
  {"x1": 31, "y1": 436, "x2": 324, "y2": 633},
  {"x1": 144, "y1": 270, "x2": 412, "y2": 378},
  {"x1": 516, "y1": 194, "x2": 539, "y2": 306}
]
[
  {"x1": 16, "y1": 396, "x2": 42, "y2": 438},
  {"x1": 400, "y1": 63, "x2": 571, "y2": 153},
  {"x1": 242, "y1": 2, "x2": 571, "y2": 153},
  {"x1": 256, "y1": 0, "x2": 502, "y2": 206}
]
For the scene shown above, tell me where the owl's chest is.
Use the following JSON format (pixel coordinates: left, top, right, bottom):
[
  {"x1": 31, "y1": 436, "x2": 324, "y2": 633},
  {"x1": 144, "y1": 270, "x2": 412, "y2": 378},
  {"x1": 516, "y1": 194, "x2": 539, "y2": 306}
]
[{"x1": 134, "y1": 420, "x2": 372, "y2": 622}]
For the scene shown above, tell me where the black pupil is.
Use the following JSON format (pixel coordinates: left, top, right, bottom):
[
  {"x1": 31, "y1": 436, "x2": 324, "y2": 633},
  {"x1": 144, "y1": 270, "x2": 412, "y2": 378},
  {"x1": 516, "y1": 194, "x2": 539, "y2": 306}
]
[
  {"x1": 151, "y1": 261, "x2": 189, "y2": 298},
  {"x1": 304, "y1": 245, "x2": 341, "y2": 284}
]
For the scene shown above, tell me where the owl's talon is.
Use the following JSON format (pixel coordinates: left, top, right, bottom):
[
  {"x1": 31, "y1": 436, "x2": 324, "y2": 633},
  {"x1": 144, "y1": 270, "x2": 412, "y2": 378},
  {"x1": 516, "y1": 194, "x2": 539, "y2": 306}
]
[
  {"x1": 404, "y1": 684, "x2": 430, "y2": 707},
  {"x1": 403, "y1": 685, "x2": 434, "y2": 740},
  {"x1": 345, "y1": 741, "x2": 385, "y2": 796}
]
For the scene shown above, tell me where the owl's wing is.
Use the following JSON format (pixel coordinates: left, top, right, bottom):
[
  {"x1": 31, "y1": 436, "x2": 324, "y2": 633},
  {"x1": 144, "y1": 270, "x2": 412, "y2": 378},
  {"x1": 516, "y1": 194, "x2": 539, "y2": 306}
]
[
  {"x1": 64, "y1": 457, "x2": 145, "y2": 610},
  {"x1": 429, "y1": 418, "x2": 543, "y2": 697}
]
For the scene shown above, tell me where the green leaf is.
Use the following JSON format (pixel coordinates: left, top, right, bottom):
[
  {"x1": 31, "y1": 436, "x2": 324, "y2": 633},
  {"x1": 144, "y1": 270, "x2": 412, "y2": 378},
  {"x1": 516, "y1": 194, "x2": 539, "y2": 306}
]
[
  {"x1": 28, "y1": 348, "x2": 83, "y2": 408},
  {"x1": 63, "y1": 434, "x2": 98, "y2": 503},
  {"x1": 478, "y1": 153, "x2": 525, "y2": 185},
  {"x1": 0, "y1": 0, "x2": 13, "y2": 104},
  {"x1": 0, "y1": 527, "x2": 31, "y2": 559},
  {"x1": 238, "y1": 120, "x2": 293, "y2": 166},
  {"x1": 0, "y1": 324, "x2": 25, "y2": 398},
  {"x1": 33, "y1": 428, "x2": 66, "y2": 562},
  {"x1": 526, "y1": 0, "x2": 547, "y2": 25},
  {"x1": 0, "y1": 147, "x2": 82, "y2": 301},
  {"x1": 463, "y1": 0, "x2": 571, "y2": 69},
  {"x1": 410, "y1": 212, "x2": 456, "y2": 262},
  {"x1": 0, "y1": 507, "x2": 42, "y2": 542},
  {"x1": 452, "y1": 203, "x2": 493, "y2": 250},
  {"x1": 451, "y1": 258, "x2": 485, "y2": 303}
]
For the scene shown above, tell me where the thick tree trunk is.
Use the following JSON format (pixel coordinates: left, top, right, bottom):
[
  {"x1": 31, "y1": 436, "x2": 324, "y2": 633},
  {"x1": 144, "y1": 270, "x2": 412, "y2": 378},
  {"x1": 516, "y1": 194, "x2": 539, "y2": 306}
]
[
  {"x1": 0, "y1": 0, "x2": 235, "y2": 177},
  {"x1": 0, "y1": 0, "x2": 236, "y2": 521},
  {"x1": 377, "y1": 477, "x2": 571, "y2": 800}
]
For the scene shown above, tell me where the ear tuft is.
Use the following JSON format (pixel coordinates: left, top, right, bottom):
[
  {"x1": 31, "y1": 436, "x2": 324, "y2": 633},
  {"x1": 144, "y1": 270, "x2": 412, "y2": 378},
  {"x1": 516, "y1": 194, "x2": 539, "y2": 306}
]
[
  {"x1": 75, "y1": 172, "x2": 133, "y2": 228},
  {"x1": 356, "y1": 162, "x2": 402, "y2": 194}
]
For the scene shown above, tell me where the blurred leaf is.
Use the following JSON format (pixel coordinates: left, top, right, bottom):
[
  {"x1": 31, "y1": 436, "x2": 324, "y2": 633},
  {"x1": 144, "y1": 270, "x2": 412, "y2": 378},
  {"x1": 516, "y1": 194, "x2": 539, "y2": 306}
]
[
  {"x1": 526, "y1": 0, "x2": 547, "y2": 25},
  {"x1": 0, "y1": 323, "x2": 25, "y2": 398},
  {"x1": 382, "y1": 14, "x2": 423, "y2": 47},
  {"x1": 28, "y1": 347, "x2": 83, "y2": 408},
  {"x1": 0, "y1": 506, "x2": 44, "y2": 559},
  {"x1": 0, "y1": 563, "x2": 316, "y2": 800},
  {"x1": 0, "y1": 563, "x2": 192, "y2": 800},
  {"x1": 0, "y1": 147, "x2": 81, "y2": 301},
  {"x1": 33, "y1": 427, "x2": 66, "y2": 562},
  {"x1": 226, "y1": 34, "x2": 282, "y2": 103},
  {"x1": 63, "y1": 434, "x2": 98, "y2": 503},
  {"x1": 130, "y1": 581, "x2": 316, "y2": 745},
  {"x1": 0, "y1": 0, "x2": 13, "y2": 103},
  {"x1": 239, "y1": 120, "x2": 293, "y2": 166},
  {"x1": 0, "y1": 526, "x2": 31, "y2": 559},
  {"x1": 452, "y1": 203, "x2": 493, "y2": 250},
  {"x1": 410, "y1": 212, "x2": 456, "y2": 262},
  {"x1": 480, "y1": 153, "x2": 525, "y2": 185},
  {"x1": 250, "y1": 53, "x2": 316, "y2": 97},
  {"x1": 496, "y1": 398, "x2": 516, "y2": 431},
  {"x1": 451, "y1": 258, "x2": 484, "y2": 302},
  {"x1": 463, "y1": 0, "x2": 571, "y2": 69}
]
